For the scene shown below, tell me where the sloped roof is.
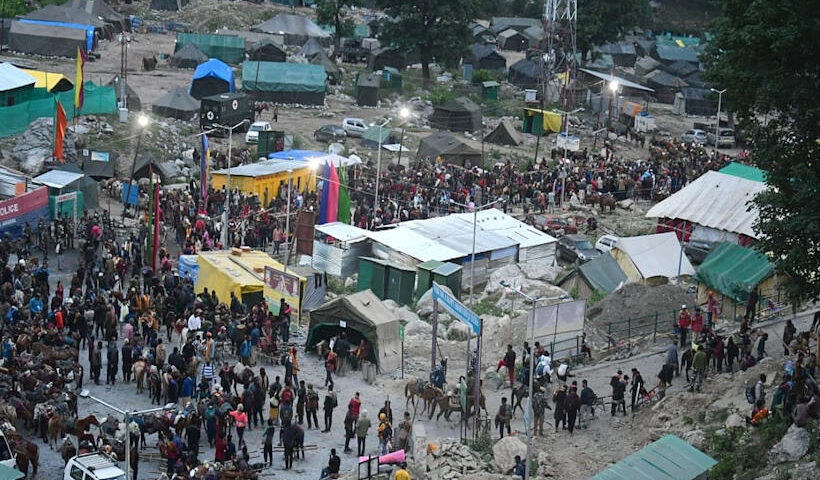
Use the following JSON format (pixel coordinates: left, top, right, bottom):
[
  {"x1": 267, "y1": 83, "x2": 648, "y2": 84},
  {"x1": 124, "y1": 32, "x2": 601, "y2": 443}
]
[
  {"x1": 614, "y1": 232, "x2": 695, "y2": 279},
  {"x1": 522, "y1": 25, "x2": 543, "y2": 42},
  {"x1": 416, "y1": 132, "x2": 480, "y2": 160},
  {"x1": 472, "y1": 43, "x2": 502, "y2": 61},
  {"x1": 455, "y1": 207, "x2": 556, "y2": 249},
  {"x1": 718, "y1": 162, "x2": 766, "y2": 183},
  {"x1": 212, "y1": 159, "x2": 308, "y2": 178},
  {"x1": 696, "y1": 242, "x2": 774, "y2": 303},
  {"x1": 484, "y1": 119, "x2": 523, "y2": 146},
  {"x1": 595, "y1": 42, "x2": 636, "y2": 56},
  {"x1": 252, "y1": 14, "x2": 329, "y2": 38},
  {"x1": 509, "y1": 59, "x2": 539, "y2": 78},
  {"x1": 578, "y1": 253, "x2": 627, "y2": 293},
  {"x1": 655, "y1": 44, "x2": 699, "y2": 63},
  {"x1": 314, "y1": 222, "x2": 369, "y2": 243},
  {"x1": 152, "y1": 87, "x2": 200, "y2": 117},
  {"x1": 33, "y1": 169, "x2": 85, "y2": 189},
  {"x1": 645, "y1": 69, "x2": 687, "y2": 88},
  {"x1": 579, "y1": 68, "x2": 655, "y2": 92},
  {"x1": 437, "y1": 96, "x2": 480, "y2": 113},
  {"x1": 171, "y1": 42, "x2": 208, "y2": 67},
  {"x1": 665, "y1": 60, "x2": 699, "y2": 77},
  {"x1": 21, "y1": 69, "x2": 73, "y2": 92},
  {"x1": 24, "y1": 4, "x2": 105, "y2": 28},
  {"x1": 490, "y1": 17, "x2": 541, "y2": 31},
  {"x1": 191, "y1": 59, "x2": 235, "y2": 90},
  {"x1": 590, "y1": 435, "x2": 716, "y2": 480},
  {"x1": 242, "y1": 61, "x2": 327, "y2": 93},
  {"x1": 298, "y1": 37, "x2": 325, "y2": 58},
  {"x1": 498, "y1": 28, "x2": 526, "y2": 41},
  {"x1": 646, "y1": 171, "x2": 765, "y2": 238},
  {"x1": 0, "y1": 63, "x2": 36, "y2": 91}
]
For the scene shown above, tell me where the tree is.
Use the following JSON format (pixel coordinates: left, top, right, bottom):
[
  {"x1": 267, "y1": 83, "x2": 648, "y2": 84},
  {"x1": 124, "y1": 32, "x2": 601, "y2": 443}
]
[
  {"x1": 577, "y1": 0, "x2": 651, "y2": 61},
  {"x1": 315, "y1": 0, "x2": 361, "y2": 60},
  {"x1": 377, "y1": 0, "x2": 479, "y2": 88},
  {"x1": 703, "y1": 0, "x2": 820, "y2": 301}
]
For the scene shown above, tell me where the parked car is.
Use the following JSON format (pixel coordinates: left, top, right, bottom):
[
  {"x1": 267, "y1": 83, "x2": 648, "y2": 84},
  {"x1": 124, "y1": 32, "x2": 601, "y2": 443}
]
[
  {"x1": 685, "y1": 239, "x2": 715, "y2": 264},
  {"x1": 245, "y1": 121, "x2": 271, "y2": 144},
  {"x1": 707, "y1": 127, "x2": 736, "y2": 148},
  {"x1": 0, "y1": 429, "x2": 15, "y2": 469},
  {"x1": 342, "y1": 118, "x2": 368, "y2": 137},
  {"x1": 539, "y1": 214, "x2": 578, "y2": 237},
  {"x1": 64, "y1": 453, "x2": 126, "y2": 480},
  {"x1": 595, "y1": 234, "x2": 619, "y2": 253},
  {"x1": 314, "y1": 125, "x2": 347, "y2": 143},
  {"x1": 558, "y1": 234, "x2": 601, "y2": 263},
  {"x1": 681, "y1": 129, "x2": 708, "y2": 144}
]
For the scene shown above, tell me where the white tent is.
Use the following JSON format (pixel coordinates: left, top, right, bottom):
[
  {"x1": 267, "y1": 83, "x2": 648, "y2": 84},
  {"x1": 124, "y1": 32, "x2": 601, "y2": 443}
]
[{"x1": 611, "y1": 232, "x2": 695, "y2": 285}]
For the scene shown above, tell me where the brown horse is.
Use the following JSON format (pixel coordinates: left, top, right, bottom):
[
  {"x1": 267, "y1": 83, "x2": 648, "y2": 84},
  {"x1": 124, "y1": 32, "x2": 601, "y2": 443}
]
[
  {"x1": 60, "y1": 436, "x2": 76, "y2": 465},
  {"x1": 67, "y1": 414, "x2": 101, "y2": 438},
  {"x1": 48, "y1": 412, "x2": 65, "y2": 449},
  {"x1": 14, "y1": 440, "x2": 39, "y2": 476},
  {"x1": 599, "y1": 194, "x2": 616, "y2": 213},
  {"x1": 133, "y1": 359, "x2": 148, "y2": 394},
  {"x1": 404, "y1": 378, "x2": 441, "y2": 416},
  {"x1": 429, "y1": 392, "x2": 487, "y2": 422}
]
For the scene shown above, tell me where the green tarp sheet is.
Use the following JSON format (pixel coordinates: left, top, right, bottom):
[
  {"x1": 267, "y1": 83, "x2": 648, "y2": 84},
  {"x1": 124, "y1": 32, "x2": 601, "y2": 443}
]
[
  {"x1": 696, "y1": 242, "x2": 774, "y2": 303},
  {"x1": 176, "y1": 33, "x2": 245, "y2": 64},
  {"x1": 590, "y1": 435, "x2": 716, "y2": 480},
  {"x1": 718, "y1": 162, "x2": 766, "y2": 183},
  {"x1": 578, "y1": 253, "x2": 628, "y2": 293},
  {"x1": 242, "y1": 61, "x2": 327, "y2": 93}
]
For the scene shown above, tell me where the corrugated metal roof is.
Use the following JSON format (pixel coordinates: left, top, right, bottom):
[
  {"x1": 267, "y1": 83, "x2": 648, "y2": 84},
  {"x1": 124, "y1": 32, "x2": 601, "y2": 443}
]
[
  {"x1": 33, "y1": 169, "x2": 84, "y2": 189},
  {"x1": 0, "y1": 62, "x2": 36, "y2": 91},
  {"x1": 595, "y1": 42, "x2": 636, "y2": 56},
  {"x1": 613, "y1": 232, "x2": 694, "y2": 279},
  {"x1": 401, "y1": 215, "x2": 518, "y2": 255},
  {"x1": 314, "y1": 222, "x2": 369, "y2": 243},
  {"x1": 454, "y1": 208, "x2": 556, "y2": 249},
  {"x1": 645, "y1": 171, "x2": 766, "y2": 238},
  {"x1": 211, "y1": 159, "x2": 309, "y2": 178},
  {"x1": 579, "y1": 68, "x2": 655, "y2": 92},
  {"x1": 0, "y1": 166, "x2": 29, "y2": 198},
  {"x1": 590, "y1": 435, "x2": 717, "y2": 480},
  {"x1": 366, "y1": 227, "x2": 464, "y2": 263},
  {"x1": 655, "y1": 44, "x2": 699, "y2": 63}
]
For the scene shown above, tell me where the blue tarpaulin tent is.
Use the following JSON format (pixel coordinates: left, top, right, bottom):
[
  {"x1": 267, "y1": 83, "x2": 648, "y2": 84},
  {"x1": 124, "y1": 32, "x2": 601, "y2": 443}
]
[
  {"x1": 18, "y1": 18, "x2": 94, "y2": 52},
  {"x1": 189, "y1": 59, "x2": 236, "y2": 99},
  {"x1": 177, "y1": 255, "x2": 199, "y2": 283}
]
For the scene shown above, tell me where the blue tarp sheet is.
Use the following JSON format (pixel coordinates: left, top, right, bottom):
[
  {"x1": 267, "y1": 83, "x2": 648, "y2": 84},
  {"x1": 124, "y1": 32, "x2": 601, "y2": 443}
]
[
  {"x1": 190, "y1": 59, "x2": 236, "y2": 95},
  {"x1": 178, "y1": 255, "x2": 199, "y2": 284},
  {"x1": 18, "y1": 18, "x2": 94, "y2": 52}
]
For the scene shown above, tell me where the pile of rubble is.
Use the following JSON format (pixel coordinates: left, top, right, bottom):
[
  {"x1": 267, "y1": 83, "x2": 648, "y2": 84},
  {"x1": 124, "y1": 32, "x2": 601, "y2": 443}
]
[{"x1": 428, "y1": 439, "x2": 486, "y2": 480}]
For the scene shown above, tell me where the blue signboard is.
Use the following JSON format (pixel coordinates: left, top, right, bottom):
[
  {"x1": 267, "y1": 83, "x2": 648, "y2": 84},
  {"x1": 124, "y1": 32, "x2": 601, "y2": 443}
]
[{"x1": 432, "y1": 282, "x2": 481, "y2": 334}]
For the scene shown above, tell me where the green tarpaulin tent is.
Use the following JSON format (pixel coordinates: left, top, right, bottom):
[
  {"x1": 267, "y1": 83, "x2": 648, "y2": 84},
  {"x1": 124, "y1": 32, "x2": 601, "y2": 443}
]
[
  {"x1": 242, "y1": 61, "x2": 327, "y2": 105},
  {"x1": 176, "y1": 33, "x2": 245, "y2": 64},
  {"x1": 696, "y1": 242, "x2": 774, "y2": 303}
]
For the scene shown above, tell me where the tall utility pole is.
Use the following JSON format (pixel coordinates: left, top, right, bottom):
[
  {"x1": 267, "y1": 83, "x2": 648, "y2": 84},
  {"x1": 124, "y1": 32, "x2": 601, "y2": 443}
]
[
  {"x1": 119, "y1": 33, "x2": 129, "y2": 110},
  {"x1": 710, "y1": 88, "x2": 727, "y2": 160},
  {"x1": 541, "y1": 0, "x2": 578, "y2": 112}
]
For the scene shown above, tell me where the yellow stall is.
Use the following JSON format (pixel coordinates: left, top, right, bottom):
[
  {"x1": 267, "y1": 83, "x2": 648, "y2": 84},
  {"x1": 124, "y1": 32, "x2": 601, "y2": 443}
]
[{"x1": 211, "y1": 159, "x2": 315, "y2": 201}]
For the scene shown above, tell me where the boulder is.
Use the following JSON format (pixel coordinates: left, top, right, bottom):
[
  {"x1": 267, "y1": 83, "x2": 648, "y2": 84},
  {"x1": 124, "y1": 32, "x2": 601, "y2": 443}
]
[
  {"x1": 518, "y1": 258, "x2": 561, "y2": 283},
  {"x1": 492, "y1": 435, "x2": 526, "y2": 471},
  {"x1": 724, "y1": 413, "x2": 746, "y2": 428},
  {"x1": 769, "y1": 424, "x2": 810, "y2": 464},
  {"x1": 446, "y1": 322, "x2": 470, "y2": 341},
  {"x1": 12, "y1": 117, "x2": 80, "y2": 173},
  {"x1": 485, "y1": 265, "x2": 525, "y2": 295},
  {"x1": 681, "y1": 429, "x2": 705, "y2": 449},
  {"x1": 383, "y1": 299, "x2": 400, "y2": 311},
  {"x1": 417, "y1": 284, "x2": 457, "y2": 318}
]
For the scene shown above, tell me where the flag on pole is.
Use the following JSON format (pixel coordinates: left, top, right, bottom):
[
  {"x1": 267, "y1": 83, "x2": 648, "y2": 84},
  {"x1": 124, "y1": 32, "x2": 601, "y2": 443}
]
[
  {"x1": 152, "y1": 176, "x2": 160, "y2": 272},
  {"x1": 54, "y1": 100, "x2": 67, "y2": 162},
  {"x1": 75, "y1": 47, "x2": 86, "y2": 110},
  {"x1": 201, "y1": 132, "x2": 210, "y2": 203},
  {"x1": 326, "y1": 163, "x2": 340, "y2": 224},
  {"x1": 318, "y1": 162, "x2": 331, "y2": 224},
  {"x1": 337, "y1": 166, "x2": 351, "y2": 224}
]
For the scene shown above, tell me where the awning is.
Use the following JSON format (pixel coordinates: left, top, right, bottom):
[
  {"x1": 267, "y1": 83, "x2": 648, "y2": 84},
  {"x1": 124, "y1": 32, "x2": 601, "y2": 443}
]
[{"x1": 33, "y1": 169, "x2": 85, "y2": 189}]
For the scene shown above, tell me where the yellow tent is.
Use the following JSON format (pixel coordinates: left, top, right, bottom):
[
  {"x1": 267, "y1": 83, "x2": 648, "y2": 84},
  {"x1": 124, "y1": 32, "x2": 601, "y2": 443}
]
[
  {"x1": 21, "y1": 69, "x2": 74, "y2": 92},
  {"x1": 195, "y1": 250, "x2": 307, "y2": 320}
]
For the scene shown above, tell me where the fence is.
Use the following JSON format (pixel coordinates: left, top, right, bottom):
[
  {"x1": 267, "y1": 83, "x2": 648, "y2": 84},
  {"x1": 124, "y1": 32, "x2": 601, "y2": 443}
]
[
  {"x1": 0, "y1": 81, "x2": 117, "y2": 138},
  {"x1": 606, "y1": 309, "x2": 680, "y2": 346}
]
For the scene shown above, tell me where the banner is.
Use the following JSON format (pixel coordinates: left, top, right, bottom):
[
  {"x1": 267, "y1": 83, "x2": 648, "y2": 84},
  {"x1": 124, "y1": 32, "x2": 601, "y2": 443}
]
[
  {"x1": 0, "y1": 187, "x2": 50, "y2": 240},
  {"x1": 526, "y1": 299, "x2": 586, "y2": 358},
  {"x1": 264, "y1": 266, "x2": 302, "y2": 320},
  {"x1": 432, "y1": 282, "x2": 480, "y2": 334}
]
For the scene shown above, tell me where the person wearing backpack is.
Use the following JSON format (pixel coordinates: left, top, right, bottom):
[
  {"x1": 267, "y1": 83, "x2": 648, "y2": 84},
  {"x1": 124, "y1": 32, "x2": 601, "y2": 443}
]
[
  {"x1": 306, "y1": 384, "x2": 320, "y2": 429},
  {"x1": 376, "y1": 413, "x2": 392, "y2": 455},
  {"x1": 495, "y1": 396, "x2": 512, "y2": 438},
  {"x1": 755, "y1": 374, "x2": 766, "y2": 405},
  {"x1": 323, "y1": 385, "x2": 337, "y2": 432},
  {"x1": 532, "y1": 386, "x2": 548, "y2": 436}
]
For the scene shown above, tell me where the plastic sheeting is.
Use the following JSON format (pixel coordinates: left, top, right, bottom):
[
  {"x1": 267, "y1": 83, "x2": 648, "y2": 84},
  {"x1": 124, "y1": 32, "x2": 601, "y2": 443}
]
[
  {"x1": 176, "y1": 33, "x2": 245, "y2": 64},
  {"x1": 695, "y1": 242, "x2": 774, "y2": 303},
  {"x1": 177, "y1": 255, "x2": 199, "y2": 284},
  {"x1": 242, "y1": 61, "x2": 327, "y2": 93},
  {"x1": 612, "y1": 232, "x2": 694, "y2": 282}
]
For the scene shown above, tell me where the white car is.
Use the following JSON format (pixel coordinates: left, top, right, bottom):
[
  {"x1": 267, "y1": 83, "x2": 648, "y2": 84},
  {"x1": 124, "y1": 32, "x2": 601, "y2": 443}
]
[
  {"x1": 342, "y1": 118, "x2": 368, "y2": 138},
  {"x1": 64, "y1": 453, "x2": 126, "y2": 480},
  {"x1": 0, "y1": 430, "x2": 15, "y2": 468},
  {"x1": 245, "y1": 121, "x2": 272, "y2": 144},
  {"x1": 681, "y1": 129, "x2": 708, "y2": 144},
  {"x1": 595, "y1": 234, "x2": 619, "y2": 253}
]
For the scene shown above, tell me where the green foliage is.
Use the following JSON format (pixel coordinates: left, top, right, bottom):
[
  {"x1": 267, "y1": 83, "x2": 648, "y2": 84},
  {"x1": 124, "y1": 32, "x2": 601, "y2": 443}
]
[
  {"x1": 569, "y1": 286, "x2": 579, "y2": 299},
  {"x1": 427, "y1": 85, "x2": 460, "y2": 106},
  {"x1": 472, "y1": 297, "x2": 504, "y2": 317},
  {"x1": 705, "y1": 417, "x2": 791, "y2": 480},
  {"x1": 577, "y1": 0, "x2": 651, "y2": 59},
  {"x1": 316, "y1": 0, "x2": 361, "y2": 56},
  {"x1": 589, "y1": 289, "x2": 607, "y2": 305},
  {"x1": 704, "y1": 0, "x2": 820, "y2": 302},
  {"x1": 0, "y1": 0, "x2": 30, "y2": 16},
  {"x1": 377, "y1": 0, "x2": 479, "y2": 85},
  {"x1": 682, "y1": 415, "x2": 694, "y2": 425},
  {"x1": 327, "y1": 276, "x2": 356, "y2": 295},
  {"x1": 471, "y1": 69, "x2": 499, "y2": 84}
]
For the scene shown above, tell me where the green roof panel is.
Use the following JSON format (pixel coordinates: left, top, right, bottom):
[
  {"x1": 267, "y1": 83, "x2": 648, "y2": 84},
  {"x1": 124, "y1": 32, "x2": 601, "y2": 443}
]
[
  {"x1": 590, "y1": 435, "x2": 717, "y2": 480},
  {"x1": 242, "y1": 61, "x2": 327, "y2": 93},
  {"x1": 578, "y1": 253, "x2": 628, "y2": 293},
  {"x1": 695, "y1": 242, "x2": 774, "y2": 303},
  {"x1": 718, "y1": 162, "x2": 766, "y2": 183}
]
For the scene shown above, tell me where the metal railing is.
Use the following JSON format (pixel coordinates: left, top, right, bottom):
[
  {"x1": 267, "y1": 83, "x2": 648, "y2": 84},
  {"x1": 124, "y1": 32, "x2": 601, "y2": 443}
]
[{"x1": 605, "y1": 310, "x2": 680, "y2": 345}]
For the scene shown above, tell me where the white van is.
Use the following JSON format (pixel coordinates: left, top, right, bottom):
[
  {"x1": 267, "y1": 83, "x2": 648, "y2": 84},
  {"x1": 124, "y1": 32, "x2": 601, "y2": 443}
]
[
  {"x1": 64, "y1": 453, "x2": 126, "y2": 480},
  {"x1": 595, "y1": 234, "x2": 619, "y2": 253},
  {"x1": 342, "y1": 118, "x2": 368, "y2": 138},
  {"x1": 0, "y1": 430, "x2": 15, "y2": 468}
]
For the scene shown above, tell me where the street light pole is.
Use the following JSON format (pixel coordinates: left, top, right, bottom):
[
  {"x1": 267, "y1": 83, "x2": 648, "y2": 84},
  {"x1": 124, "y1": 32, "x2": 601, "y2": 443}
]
[
  {"x1": 123, "y1": 114, "x2": 149, "y2": 219},
  {"x1": 396, "y1": 107, "x2": 410, "y2": 168},
  {"x1": 284, "y1": 169, "x2": 292, "y2": 273},
  {"x1": 710, "y1": 88, "x2": 727, "y2": 160},
  {"x1": 217, "y1": 120, "x2": 249, "y2": 248},
  {"x1": 373, "y1": 118, "x2": 390, "y2": 222}
]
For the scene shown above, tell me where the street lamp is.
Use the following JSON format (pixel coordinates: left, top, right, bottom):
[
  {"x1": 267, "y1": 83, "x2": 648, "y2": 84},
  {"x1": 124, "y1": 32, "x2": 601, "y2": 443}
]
[
  {"x1": 710, "y1": 88, "x2": 727, "y2": 160},
  {"x1": 283, "y1": 168, "x2": 292, "y2": 273},
  {"x1": 395, "y1": 107, "x2": 410, "y2": 167},
  {"x1": 554, "y1": 107, "x2": 584, "y2": 206},
  {"x1": 123, "y1": 114, "x2": 150, "y2": 219},
  {"x1": 372, "y1": 118, "x2": 391, "y2": 220},
  {"x1": 216, "y1": 119, "x2": 250, "y2": 248},
  {"x1": 607, "y1": 80, "x2": 619, "y2": 128},
  {"x1": 79, "y1": 389, "x2": 175, "y2": 480},
  {"x1": 498, "y1": 284, "x2": 568, "y2": 480}
]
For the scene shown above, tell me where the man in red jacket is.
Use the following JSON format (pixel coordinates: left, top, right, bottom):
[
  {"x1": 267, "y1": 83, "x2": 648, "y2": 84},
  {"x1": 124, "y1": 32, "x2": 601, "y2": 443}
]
[{"x1": 678, "y1": 305, "x2": 691, "y2": 348}]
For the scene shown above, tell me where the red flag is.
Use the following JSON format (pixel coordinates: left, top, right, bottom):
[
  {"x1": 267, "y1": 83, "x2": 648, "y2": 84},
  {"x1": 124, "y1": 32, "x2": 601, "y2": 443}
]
[{"x1": 54, "y1": 101, "x2": 67, "y2": 162}]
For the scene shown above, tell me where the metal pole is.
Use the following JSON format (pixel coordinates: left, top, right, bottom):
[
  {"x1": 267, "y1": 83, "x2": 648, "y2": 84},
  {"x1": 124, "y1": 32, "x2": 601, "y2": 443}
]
[
  {"x1": 676, "y1": 220, "x2": 686, "y2": 285},
  {"x1": 525, "y1": 296, "x2": 536, "y2": 480},
  {"x1": 223, "y1": 126, "x2": 233, "y2": 247},
  {"x1": 396, "y1": 126, "x2": 406, "y2": 167},
  {"x1": 373, "y1": 123, "x2": 384, "y2": 219},
  {"x1": 123, "y1": 131, "x2": 142, "y2": 219},
  {"x1": 284, "y1": 169, "x2": 292, "y2": 273},
  {"x1": 432, "y1": 299, "x2": 438, "y2": 370},
  {"x1": 125, "y1": 412, "x2": 130, "y2": 480},
  {"x1": 711, "y1": 88, "x2": 726, "y2": 160},
  {"x1": 467, "y1": 206, "x2": 477, "y2": 375},
  {"x1": 473, "y1": 318, "x2": 483, "y2": 438}
]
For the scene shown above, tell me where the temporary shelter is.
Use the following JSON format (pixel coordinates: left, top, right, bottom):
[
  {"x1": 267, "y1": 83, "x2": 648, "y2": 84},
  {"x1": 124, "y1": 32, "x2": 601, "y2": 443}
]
[
  {"x1": 249, "y1": 39, "x2": 286, "y2": 62},
  {"x1": 17, "y1": 18, "x2": 95, "y2": 51},
  {"x1": 594, "y1": 42, "x2": 637, "y2": 68},
  {"x1": 416, "y1": 132, "x2": 481, "y2": 167},
  {"x1": 8, "y1": 20, "x2": 88, "y2": 58},
  {"x1": 0, "y1": 63, "x2": 36, "y2": 107},
  {"x1": 267, "y1": 150, "x2": 361, "y2": 168},
  {"x1": 653, "y1": 44, "x2": 699, "y2": 65},
  {"x1": 23, "y1": 4, "x2": 112, "y2": 40},
  {"x1": 32, "y1": 167, "x2": 94, "y2": 218},
  {"x1": 644, "y1": 69, "x2": 686, "y2": 104},
  {"x1": 150, "y1": 0, "x2": 189, "y2": 11},
  {"x1": 429, "y1": 97, "x2": 482, "y2": 133},
  {"x1": 251, "y1": 14, "x2": 330, "y2": 46},
  {"x1": 361, "y1": 126, "x2": 397, "y2": 149},
  {"x1": 211, "y1": 159, "x2": 315, "y2": 199},
  {"x1": 298, "y1": 37, "x2": 325, "y2": 59},
  {"x1": 69, "y1": 0, "x2": 129, "y2": 32},
  {"x1": 695, "y1": 242, "x2": 779, "y2": 319},
  {"x1": 664, "y1": 60, "x2": 699, "y2": 78},
  {"x1": 472, "y1": 23, "x2": 495, "y2": 44},
  {"x1": 590, "y1": 435, "x2": 716, "y2": 480},
  {"x1": 646, "y1": 170, "x2": 766, "y2": 244},
  {"x1": 21, "y1": 69, "x2": 74, "y2": 92},
  {"x1": 522, "y1": 108, "x2": 562, "y2": 135},
  {"x1": 108, "y1": 75, "x2": 141, "y2": 111},
  {"x1": 170, "y1": 42, "x2": 208, "y2": 69},
  {"x1": 468, "y1": 44, "x2": 506, "y2": 71},
  {"x1": 242, "y1": 61, "x2": 327, "y2": 105},
  {"x1": 306, "y1": 290, "x2": 401, "y2": 372},
  {"x1": 189, "y1": 59, "x2": 236, "y2": 100},
  {"x1": 610, "y1": 232, "x2": 695, "y2": 285},
  {"x1": 81, "y1": 150, "x2": 116, "y2": 179},
  {"x1": 367, "y1": 47, "x2": 407, "y2": 71},
  {"x1": 557, "y1": 253, "x2": 627, "y2": 301},
  {"x1": 490, "y1": 17, "x2": 542, "y2": 34},
  {"x1": 673, "y1": 87, "x2": 715, "y2": 116},
  {"x1": 311, "y1": 52, "x2": 341, "y2": 85},
  {"x1": 718, "y1": 162, "x2": 766, "y2": 183},
  {"x1": 497, "y1": 28, "x2": 529, "y2": 51},
  {"x1": 635, "y1": 56, "x2": 662, "y2": 77},
  {"x1": 152, "y1": 87, "x2": 200, "y2": 120},
  {"x1": 459, "y1": 208, "x2": 557, "y2": 264},
  {"x1": 175, "y1": 33, "x2": 245, "y2": 64},
  {"x1": 312, "y1": 222, "x2": 371, "y2": 277},
  {"x1": 356, "y1": 73, "x2": 380, "y2": 107},
  {"x1": 357, "y1": 257, "x2": 416, "y2": 306},
  {"x1": 508, "y1": 59, "x2": 539, "y2": 89},
  {"x1": 484, "y1": 119, "x2": 522, "y2": 146}
]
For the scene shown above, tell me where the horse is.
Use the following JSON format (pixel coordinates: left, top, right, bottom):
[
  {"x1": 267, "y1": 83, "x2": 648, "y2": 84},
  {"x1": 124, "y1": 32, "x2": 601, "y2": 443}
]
[
  {"x1": 599, "y1": 193, "x2": 616, "y2": 213},
  {"x1": 133, "y1": 359, "x2": 148, "y2": 394},
  {"x1": 60, "y1": 436, "x2": 76, "y2": 465},
  {"x1": 48, "y1": 412, "x2": 65, "y2": 449},
  {"x1": 404, "y1": 378, "x2": 441, "y2": 416},
  {"x1": 14, "y1": 440, "x2": 39, "y2": 476},
  {"x1": 429, "y1": 391, "x2": 486, "y2": 422},
  {"x1": 67, "y1": 414, "x2": 101, "y2": 438},
  {"x1": 132, "y1": 413, "x2": 172, "y2": 448}
]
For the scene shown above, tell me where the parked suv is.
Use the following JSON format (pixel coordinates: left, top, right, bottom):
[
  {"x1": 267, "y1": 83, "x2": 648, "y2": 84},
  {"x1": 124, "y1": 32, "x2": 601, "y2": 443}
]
[
  {"x1": 681, "y1": 129, "x2": 708, "y2": 144},
  {"x1": 707, "y1": 127, "x2": 735, "y2": 148},
  {"x1": 557, "y1": 234, "x2": 601, "y2": 263},
  {"x1": 595, "y1": 234, "x2": 619, "y2": 253},
  {"x1": 342, "y1": 118, "x2": 368, "y2": 138},
  {"x1": 64, "y1": 453, "x2": 126, "y2": 480},
  {"x1": 245, "y1": 121, "x2": 271, "y2": 144},
  {"x1": 314, "y1": 125, "x2": 347, "y2": 143}
]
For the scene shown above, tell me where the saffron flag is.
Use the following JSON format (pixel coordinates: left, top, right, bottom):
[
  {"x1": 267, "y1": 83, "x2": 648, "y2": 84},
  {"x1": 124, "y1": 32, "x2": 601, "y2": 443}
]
[
  {"x1": 337, "y1": 167, "x2": 351, "y2": 224},
  {"x1": 75, "y1": 47, "x2": 86, "y2": 110},
  {"x1": 318, "y1": 162, "x2": 331, "y2": 224},
  {"x1": 54, "y1": 101, "x2": 67, "y2": 162},
  {"x1": 201, "y1": 132, "x2": 210, "y2": 203},
  {"x1": 326, "y1": 163, "x2": 340, "y2": 224}
]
